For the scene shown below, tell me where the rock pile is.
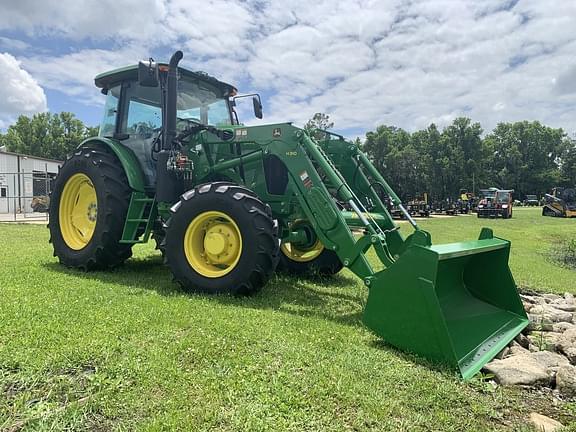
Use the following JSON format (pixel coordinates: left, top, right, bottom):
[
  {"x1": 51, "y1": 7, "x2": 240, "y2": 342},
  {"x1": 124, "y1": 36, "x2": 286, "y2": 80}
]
[{"x1": 483, "y1": 292, "x2": 576, "y2": 399}]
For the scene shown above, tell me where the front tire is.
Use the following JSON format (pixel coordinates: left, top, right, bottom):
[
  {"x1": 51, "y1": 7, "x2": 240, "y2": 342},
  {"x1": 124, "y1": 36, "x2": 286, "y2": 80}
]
[
  {"x1": 49, "y1": 146, "x2": 132, "y2": 270},
  {"x1": 164, "y1": 183, "x2": 279, "y2": 295}
]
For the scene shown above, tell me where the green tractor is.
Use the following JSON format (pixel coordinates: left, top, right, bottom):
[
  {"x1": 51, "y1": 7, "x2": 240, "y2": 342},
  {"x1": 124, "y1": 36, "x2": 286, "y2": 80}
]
[{"x1": 49, "y1": 52, "x2": 528, "y2": 379}]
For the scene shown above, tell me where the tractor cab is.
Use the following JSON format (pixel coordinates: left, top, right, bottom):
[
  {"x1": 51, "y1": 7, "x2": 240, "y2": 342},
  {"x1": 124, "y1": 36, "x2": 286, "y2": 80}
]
[{"x1": 94, "y1": 63, "x2": 261, "y2": 186}]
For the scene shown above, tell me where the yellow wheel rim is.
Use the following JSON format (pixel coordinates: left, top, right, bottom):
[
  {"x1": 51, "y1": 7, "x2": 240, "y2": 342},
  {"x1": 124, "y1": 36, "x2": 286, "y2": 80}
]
[
  {"x1": 281, "y1": 221, "x2": 324, "y2": 263},
  {"x1": 281, "y1": 240, "x2": 324, "y2": 263},
  {"x1": 59, "y1": 173, "x2": 98, "y2": 250},
  {"x1": 184, "y1": 211, "x2": 243, "y2": 278}
]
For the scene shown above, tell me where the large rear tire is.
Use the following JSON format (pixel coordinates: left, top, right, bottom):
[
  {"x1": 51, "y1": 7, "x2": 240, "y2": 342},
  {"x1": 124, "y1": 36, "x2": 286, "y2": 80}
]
[
  {"x1": 164, "y1": 183, "x2": 279, "y2": 295},
  {"x1": 49, "y1": 146, "x2": 132, "y2": 270}
]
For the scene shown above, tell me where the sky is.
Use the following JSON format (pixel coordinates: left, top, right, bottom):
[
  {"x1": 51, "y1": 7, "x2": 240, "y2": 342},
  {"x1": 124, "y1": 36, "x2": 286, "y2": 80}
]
[{"x1": 0, "y1": 0, "x2": 575, "y2": 138}]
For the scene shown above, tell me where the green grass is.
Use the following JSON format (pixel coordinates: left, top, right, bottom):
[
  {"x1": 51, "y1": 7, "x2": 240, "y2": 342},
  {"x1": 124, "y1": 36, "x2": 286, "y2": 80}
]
[
  {"x1": 0, "y1": 208, "x2": 575, "y2": 430},
  {"x1": 401, "y1": 207, "x2": 576, "y2": 294}
]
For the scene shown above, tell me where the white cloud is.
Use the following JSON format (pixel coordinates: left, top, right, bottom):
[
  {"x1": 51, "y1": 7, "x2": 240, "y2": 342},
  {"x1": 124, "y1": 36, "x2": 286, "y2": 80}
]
[
  {"x1": 0, "y1": 37, "x2": 30, "y2": 51},
  {"x1": 251, "y1": 0, "x2": 576, "y2": 133},
  {"x1": 1, "y1": 0, "x2": 576, "y2": 134},
  {"x1": 0, "y1": 0, "x2": 166, "y2": 42},
  {"x1": 0, "y1": 53, "x2": 47, "y2": 128},
  {"x1": 23, "y1": 46, "x2": 148, "y2": 106},
  {"x1": 166, "y1": 0, "x2": 255, "y2": 58}
]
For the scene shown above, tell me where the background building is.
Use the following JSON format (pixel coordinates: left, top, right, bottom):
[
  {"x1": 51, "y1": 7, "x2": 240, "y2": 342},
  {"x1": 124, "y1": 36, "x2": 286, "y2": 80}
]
[{"x1": 0, "y1": 147, "x2": 62, "y2": 216}]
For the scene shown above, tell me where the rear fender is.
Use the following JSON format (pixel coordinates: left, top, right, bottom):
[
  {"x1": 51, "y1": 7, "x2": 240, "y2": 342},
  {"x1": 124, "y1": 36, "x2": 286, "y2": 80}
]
[{"x1": 78, "y1": 137, "x2": 146, "y2": 192}]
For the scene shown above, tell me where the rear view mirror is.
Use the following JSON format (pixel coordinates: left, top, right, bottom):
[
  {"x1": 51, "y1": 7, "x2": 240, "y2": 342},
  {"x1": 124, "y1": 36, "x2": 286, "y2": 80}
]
[
  {"x1": 138, "y1": 59, "x2": 159, "y2": 87},
  {"x1": 253, "y1": 96, "x2": 263, "y2": 119},
  {"x1": 232, "y1": 93, "x2": 264, "y2": 121}
]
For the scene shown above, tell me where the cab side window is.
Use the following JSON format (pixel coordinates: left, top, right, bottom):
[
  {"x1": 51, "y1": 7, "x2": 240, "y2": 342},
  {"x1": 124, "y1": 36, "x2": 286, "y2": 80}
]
[
  {"x1": 99, "y1": 85, "x2": 121, "y2": 137},
  {"x1": 126, "y1": 99, "x2": 162, "y2": 137},
  {"x1": 121, "y1": 82, "x2": 162, "y2": 136},
  {"x1": 118, "y1": 81, "x2": 162, "y2": 186}
]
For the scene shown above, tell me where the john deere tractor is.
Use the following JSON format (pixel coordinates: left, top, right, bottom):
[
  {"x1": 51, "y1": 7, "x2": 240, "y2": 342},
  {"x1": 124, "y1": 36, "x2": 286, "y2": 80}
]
[{"x1": 49, "y1": 52, "x2": 528, "y2": 379}]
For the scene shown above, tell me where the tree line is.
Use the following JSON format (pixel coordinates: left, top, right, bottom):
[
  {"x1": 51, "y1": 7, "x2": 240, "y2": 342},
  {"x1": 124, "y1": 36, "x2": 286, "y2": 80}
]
[
  {"x1": 0, "y1": 113, "x2": 98, "y2": 161},
  {"x1": 361, "y1": 118, "x2": 575, "y2": 200},
  {"x1": 1, "y1": 112, "x2": 574, "y2": 200}
]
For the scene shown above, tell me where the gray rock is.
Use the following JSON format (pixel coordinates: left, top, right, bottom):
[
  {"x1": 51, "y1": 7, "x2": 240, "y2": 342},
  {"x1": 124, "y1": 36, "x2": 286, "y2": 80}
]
[
  {"x1": 563, "y1": 347, "x2": 576, "y2": 365},
  {"x1": 530, "y1": 305, "x2": 573, "y2": 323},
  {"x1": 496, "y1": 347, "x2": 510, "y2": 359},
  {"x1": 529, "y1": 343, "x2": 540, "y2": 352},
  {"x1": 542, "y1": 293, "x2": 562, "y2": 302},
  {"x1": 521, "y1": 295, "x2": 548, "y2": 305},
  {"x1": 565, "y1": 293, "x2": 575, "y2": 302},
  {"x1": 527, "y1": 315, "x2": 554, "y2": 331},
  {"x1": 558, "y1": 328, "x2": 576, "y2": 349},
  {"x1": 558, "y1": 328, "x2": 576, "y2": 364},
  {"x1": 520, "y1": 294, "x2": 537, "y2": 303},
  {"x1": 556, "y1": 365, "x2": 576, "y2": 398},
  {"x1": 508, "y1": 342, "x2": 530, "y2": 356},
  {"x1": 529, "y1": 412, "x2": 564, "y2": 432},
  {"x1": 550, "y1": 301, "x2": 576, "y2": 312},
  {"x1": 515, "y1": 333, "x2": 531, "y2": 348},
  {"x1": 529, "y1": 351, "x2": 570, "y2": 375},
  {"x1": 552, "y1": 322, "x2": 575, "y2": 333},
  {"x1": 528, "y1": 332, "x2": 564, "y2": 352},
  {"x1": 483, "y1": 354, "x2": 550, "y2": 386}
]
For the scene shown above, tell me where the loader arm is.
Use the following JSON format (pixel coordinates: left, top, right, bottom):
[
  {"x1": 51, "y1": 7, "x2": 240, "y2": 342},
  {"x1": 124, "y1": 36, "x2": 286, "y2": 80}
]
[{"x1": 267, "y1": 129, "x2": 401, "y2": 280}]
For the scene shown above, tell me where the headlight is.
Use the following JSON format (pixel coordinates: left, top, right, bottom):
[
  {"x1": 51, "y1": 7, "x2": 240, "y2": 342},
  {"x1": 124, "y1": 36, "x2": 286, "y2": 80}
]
[{"x1": 502, "y1": 204, "x2": 508, "y2": 209}]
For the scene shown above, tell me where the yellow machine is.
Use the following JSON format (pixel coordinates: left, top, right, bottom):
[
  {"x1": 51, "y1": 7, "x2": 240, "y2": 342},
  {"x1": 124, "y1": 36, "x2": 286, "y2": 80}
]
[{"x1": 543, "y1": 187, "x2": 576, "y2": 218}]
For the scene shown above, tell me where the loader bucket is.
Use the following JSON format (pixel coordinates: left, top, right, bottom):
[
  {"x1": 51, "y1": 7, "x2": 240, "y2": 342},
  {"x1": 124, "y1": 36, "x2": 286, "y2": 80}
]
[{"x1": 363, "y1": 229, "x2": 528, "y2": 380}]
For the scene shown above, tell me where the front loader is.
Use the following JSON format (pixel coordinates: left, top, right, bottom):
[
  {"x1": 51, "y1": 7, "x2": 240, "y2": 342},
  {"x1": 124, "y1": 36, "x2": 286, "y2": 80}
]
[{"x1": 49, "y1": 51, "x2": 528, "y2": 379}]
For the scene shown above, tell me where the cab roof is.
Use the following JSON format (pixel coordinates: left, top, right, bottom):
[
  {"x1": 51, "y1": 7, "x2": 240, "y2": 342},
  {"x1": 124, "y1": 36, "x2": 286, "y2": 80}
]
[{"x1": 94, "y1": 64, "x2": 237, "y2": 96}]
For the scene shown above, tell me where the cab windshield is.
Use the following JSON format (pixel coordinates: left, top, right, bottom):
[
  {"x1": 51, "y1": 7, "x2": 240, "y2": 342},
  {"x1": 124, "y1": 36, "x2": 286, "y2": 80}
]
[
  {"x1": 481, "y1": 190, "x2": 496, "y2": 199},
  {"x1": 177, "y1": 79, "x2": 232, "y2": 126}
]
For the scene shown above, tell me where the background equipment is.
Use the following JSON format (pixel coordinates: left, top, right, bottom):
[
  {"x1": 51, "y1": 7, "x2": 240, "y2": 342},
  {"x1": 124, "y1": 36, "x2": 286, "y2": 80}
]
[
  {"x1": 48, "y1": 51, "x2": 528, "y2": 379},
  {"x1": 407, "y1": 193, "x2": 430, "y2": 217},
  {"x1": 524, "y1": 194, "x2": 539, "y2": 207},
  {"x1": 543, "y1": 187, "x2": 576, "y2": 217},
  {"x1": 432, "y1": 198, "x2": 457, "y2": 216},
  {"x1": 477, "y1": 188, "x2": 514, "y2": 218}
]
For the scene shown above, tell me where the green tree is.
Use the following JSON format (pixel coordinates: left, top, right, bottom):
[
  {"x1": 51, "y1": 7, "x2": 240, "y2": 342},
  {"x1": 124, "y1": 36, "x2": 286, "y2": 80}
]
[
  {"x1": 560, "y1": 138, "x2": 576, "y2": 186},
  {"x1": 483, "y1": 121, "x2": 566, "y2": 197},
  {"x1": 438, "y1": 117, "x2": 484, "y2": 197},
  {"x1": 363, "y1": 125, "x2": 417, "y2": 199},
  {"x1": 304, "y1": 113, "x2": 334, "y2": 140},
  {"x1": 0, "y1": 112, "x2": 95, "y2": 160}
]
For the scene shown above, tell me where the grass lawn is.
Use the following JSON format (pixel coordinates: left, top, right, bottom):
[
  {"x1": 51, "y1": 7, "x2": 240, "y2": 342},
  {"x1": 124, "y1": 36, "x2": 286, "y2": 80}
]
[
  {"x1": 0, "y1": 207, "x2": 575, "y2": 430},
  {"x1": 406, "y1": 207, "x2": 576, "y2": 294}
]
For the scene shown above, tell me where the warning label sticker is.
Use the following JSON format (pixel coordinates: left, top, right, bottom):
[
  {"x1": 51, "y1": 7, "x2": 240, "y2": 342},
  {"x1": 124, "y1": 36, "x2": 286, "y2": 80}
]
[
  {"x1": 235, "y1": 128, "x2": 248, "y2": 138},
  {"x1": 299, "y1": 170, "x2": 313, "y2": 189}
]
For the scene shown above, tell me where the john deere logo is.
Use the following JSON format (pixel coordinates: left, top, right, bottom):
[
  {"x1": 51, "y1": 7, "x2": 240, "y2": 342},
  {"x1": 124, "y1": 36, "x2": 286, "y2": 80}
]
[{"x1": 273, "y1": 128, "x2": 281, "y2": 137}]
